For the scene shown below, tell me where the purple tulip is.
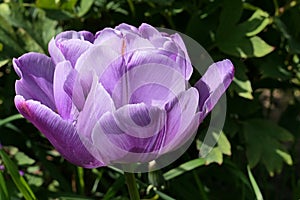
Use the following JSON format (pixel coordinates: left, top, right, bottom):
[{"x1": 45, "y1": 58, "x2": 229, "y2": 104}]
[{"x1": 13, "y1": 23, "x2": 234, "y2": 169}]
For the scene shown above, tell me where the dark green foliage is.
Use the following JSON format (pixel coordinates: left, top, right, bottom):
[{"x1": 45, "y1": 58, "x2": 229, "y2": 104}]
[{"x1": 0, "y1": 0, "x2": 300, "y2": 199}]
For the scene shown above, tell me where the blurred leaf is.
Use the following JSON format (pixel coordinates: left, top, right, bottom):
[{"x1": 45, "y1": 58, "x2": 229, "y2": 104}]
[
  {"x1": 0, "y1": 148, "x2": 37, "y2": 200},
  {"x1": 36, "y1": 0, "x2": 78, "y2": 11},
  {"x1": 243, "y1": 119, "x2": 294, "y2": 176},
  {"x1": 274, "y1": 16, "x2": 300, "y2": 54},
  {"x1": 217, "y1": 1, "x2": 273, "y2": 58},
  {"x1": 24, "y1": 174, "x2": 43, "y2": 187},
  {"x1": 247, "y1": 165, "x2": 263, "y2": 200},
  {"x1": 231, "y1": 60, "x2": 253, "y2": 99},
  {"x1": 163, "y1": 158, "x2": 205, "y2": 181},
  {"x1": 155, "y1": 190, "x2": 176, "y2": 200},
  {"x1": 15, "y1": 152, "x2": 35, "y2": 166},
  {"x1": 0, "y1": 171, "x2": 9, "y2": 200},
  {"x1": 0, "y1": 114, "x2": 23, "y2": 127},
  {"x1": 102, "y1": 175, "x2": 125, "y2": 200},
  {"x1": 241, "y1": 9, "x2": 270, "y2": 37},
  {"x1": 76, "y1": 0, "x2": 94, "y2": 17},
  {"x1": 254, "y1": 52, "x2": 292, "y2": 80},
  {"x1": 0, "y1": 59, "x2": 9, "y2": 68},
  {"x1": 197, "y1": 131, "x2": 231, "y2": 165}
]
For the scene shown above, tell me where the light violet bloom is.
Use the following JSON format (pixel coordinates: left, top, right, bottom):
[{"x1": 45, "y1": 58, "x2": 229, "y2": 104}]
[{"x1": 13, "y1": 23, "x2": 234, "y2": 169}]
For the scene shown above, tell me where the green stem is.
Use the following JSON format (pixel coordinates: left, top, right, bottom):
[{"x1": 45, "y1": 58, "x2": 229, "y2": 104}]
[{"x1": 124, "y1": 172, "x2": 140, "y2": 200}]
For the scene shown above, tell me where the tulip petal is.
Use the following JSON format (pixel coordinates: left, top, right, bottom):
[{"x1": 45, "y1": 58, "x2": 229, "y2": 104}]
[
  {"x1": 138, "y1": 23, "x2": 161, "y2": 40},
  {"x1": 59, "y1": 40, "x2": 92, "y2": 67},
  {"x1": 111, "y1": 61, "x2": 187, "y2": 108},
  {"x1": 94, "y1": 28, "x2": 123, "y2": 54},
  {"x1": 163, "y1": 88, "x2": 200, "y2": 152},
  {"x1": 13, "y1": 53, "x2": 56, "y2": 110},
  {"x1": 49, "y1": 31, "x2": 94, "y2": 64},
  {"x1": 77, "y1": 76, "x2": 115, "y2": 139},
  {"x1": 90, "y1": 103, "x2": 167, "y2": 164},
  {"x1": 75, "y1": 45, "x2": 121, "y2": 79},
  {"x1": 53, "y1": 61, "x2": 73, "y2": 120},
  {"x1": 14, "y1": 95, "x2": 103, "y2": 168},
  {"x1": 195, "y1": 59, "x2": 234, "y2": 119}
]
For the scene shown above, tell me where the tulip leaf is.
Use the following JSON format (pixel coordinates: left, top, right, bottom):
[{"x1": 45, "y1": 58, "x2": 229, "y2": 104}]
[
  {"x1": 243, "y1": 119, "x2": 294, "y2": 176},
  {"x1": 163, "y1": 158, "x2": 206, "y2": 181},
  {"x1": 102, "y1": 175, "x2": 125, "y2": 200},
  {"x1": 0, "y1": 171, "x2": 9, "y2": 200},
  {"x1": 0, "y1": 148, "x2": 37, "y2": 200},
  {"x1": 247, "y1": 165, "x2": 264, "y2": 200},
  {"x1": 155, "y1": 190, "x2": 176, "y2": 200}
]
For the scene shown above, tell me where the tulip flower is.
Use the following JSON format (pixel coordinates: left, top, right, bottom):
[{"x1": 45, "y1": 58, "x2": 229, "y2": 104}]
[{"x1": 13, "y1": 23, "x2": 234, "y2": 171}]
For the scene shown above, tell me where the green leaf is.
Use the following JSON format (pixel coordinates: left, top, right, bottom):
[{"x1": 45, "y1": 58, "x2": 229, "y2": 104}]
[
  {"x1": 76, "y1": 0, "x2": 94, "y2": 17},
  {"x1": 243, "y1": 119, "x2": 294, "y2": 176},
  {"x1": 155, "y1": 190, "x2": 176, "y2": 200},
  {"x1": 0, "y1": 171, "x2": 9, "y2": 200},
  {"x1": 231, "y1": 60, "x2": 253, "y2": 99},
  {"x1": 163, "y1": 158, "x2": 205, "y2": 181},
  {"x1": 217, "y1": 2, "x2": 273, "y2": 58},
  {"x1": 15, "y1": 152, "x2": 35, "y2": 166},
  {"x1": 36, "y1": 0, "x2": 78, "y2": 11},
  {"x1": 247, "y1": 165, "x2": 264, "y2": 200},
  {"x1": 240, "y1": 9, "x2": 270, "y2": 37},
  {"x1": 102, "y1": 175, "x2": 125, "y2": 200},
  {"x1": 218, "y1": 33, "x2": 274, "y2": 58},
  {"x1": 274, "y1": 17, "x2": 300, "y2": 54},
  {"x1": 249, "y1": 36, "x2": 274, "y2": 57},
  {"x1": 0, "y1": 114, "x2": 23, "y2": 127},
  {"x1": 0, "y1": 148, "x2": 37, "y2": 200},
  {"x1": 197, "y1": 131, "x2": 231, "y2": 165},
  {"x1": 0, "y1": 59, "x2": 9, "y2": 68}
]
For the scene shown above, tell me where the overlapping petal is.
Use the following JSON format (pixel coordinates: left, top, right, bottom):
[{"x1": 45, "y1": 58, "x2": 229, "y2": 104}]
[
  {"x1": 195, "y1": 59, "x2": 234, "y2": 120},
  {"x1": 14, "y1": 95, "x2": 103, "y2": 168},
  {"x1": 13, "y1": 53, "x2": 56, "y2": 110},
  {"x1": 14, "y1": 23, "x2": 234, "y2": 170}
]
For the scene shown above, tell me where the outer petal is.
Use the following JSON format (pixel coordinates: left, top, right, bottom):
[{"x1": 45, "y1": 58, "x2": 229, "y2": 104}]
[
  {"x1": 14, "y1": 95, "x2": 104, "y2": 168},
  {"x1": 13, "y1": 53, "x2": 56, "y2": 111},
  {"x1": 195, "y1": 59, "x2": 234, "y2": 120}
]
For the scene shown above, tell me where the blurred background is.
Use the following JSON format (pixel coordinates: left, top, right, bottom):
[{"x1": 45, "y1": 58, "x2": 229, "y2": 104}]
[{"x1": 0, "y1": 0, "x2": 299, "y2": 199}]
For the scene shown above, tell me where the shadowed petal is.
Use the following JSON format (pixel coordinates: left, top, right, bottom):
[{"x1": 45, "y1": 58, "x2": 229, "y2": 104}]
[
  {"x1": 13, "y1": 53, "x2": 56, "y2": 110},
  {"x1": 195, "y1": 59, "x2": 234, "y2": 120},
  {"x1": 15, "y1": 95, "x2": 104, "y2": 168}
]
